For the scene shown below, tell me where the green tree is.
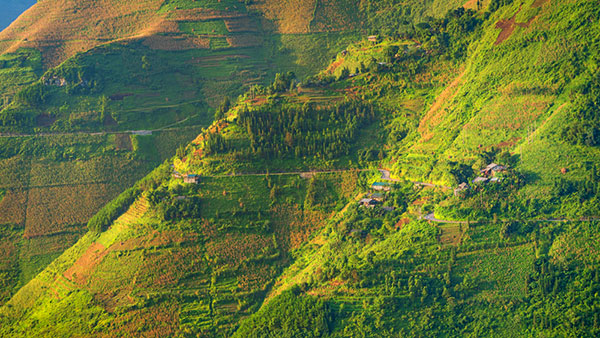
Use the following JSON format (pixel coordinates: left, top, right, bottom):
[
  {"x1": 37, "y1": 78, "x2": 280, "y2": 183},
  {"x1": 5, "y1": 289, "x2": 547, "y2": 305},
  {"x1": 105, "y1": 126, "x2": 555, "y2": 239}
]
[{"x1": 215, "y1": 96, "x2": 231, "y2": 120}]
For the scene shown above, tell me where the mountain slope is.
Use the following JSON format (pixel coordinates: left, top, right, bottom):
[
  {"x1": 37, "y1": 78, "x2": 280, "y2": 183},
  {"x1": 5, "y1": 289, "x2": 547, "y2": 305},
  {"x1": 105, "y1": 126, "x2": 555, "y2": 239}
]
[
  {"x1": 0, "y1": 0, "x2": 364, "y2": 306},
  {"x1": 0, "y1": 0, "x2": 475, "y2": 306},
  {"x1": 1, "y1": 0, "x2": 600, "y2": 337}
]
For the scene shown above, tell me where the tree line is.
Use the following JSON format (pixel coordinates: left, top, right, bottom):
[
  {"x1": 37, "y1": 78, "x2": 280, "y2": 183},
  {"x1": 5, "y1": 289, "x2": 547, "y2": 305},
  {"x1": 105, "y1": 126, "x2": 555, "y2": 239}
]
[{"x1": 209, "y1": 100, "x2": 377, "y2": 160}]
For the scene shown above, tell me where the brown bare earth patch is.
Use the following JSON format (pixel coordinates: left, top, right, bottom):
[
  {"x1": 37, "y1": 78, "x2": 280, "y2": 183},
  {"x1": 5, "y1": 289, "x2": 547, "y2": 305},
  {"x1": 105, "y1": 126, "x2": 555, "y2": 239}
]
[
  {"x1": 418, "y1": 69, "x2": 466, "y2": 140},
  {"x1": 463, "y1": 0, "x2": 478, "y2": 10},
  {"x1": 494, "y1": 7, "x2": 538, "y2": 45},
  {"x1": 495, "y1": 16, "x2": 517, "y2": 45},
  {"x1": 326, "y1": 57, "x2": 345, "y2": 75},
  {"x1": 495, "y1": 137, "x2": 522, "y2": 149},
  {"x1": 63, "y1": 242, "x2": 108, "y2": 285}
]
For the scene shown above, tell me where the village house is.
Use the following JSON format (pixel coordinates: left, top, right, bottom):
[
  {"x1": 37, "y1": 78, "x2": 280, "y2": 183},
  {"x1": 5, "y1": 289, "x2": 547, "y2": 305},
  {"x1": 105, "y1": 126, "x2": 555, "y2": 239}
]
[
  {"x1": 371, "y1": 182, "x2": 391, "y2": 192},
  {"x1": 184, "y1": 174, "x2": 200, "y2": 184},
  {"x1": 480, "y1": 163, "x2": 506, "y2": 177},
  {"x1": 359, "y1": 198, "x2": 378, "y2": 208},
  {"x1": 472, "y1": 177, "x2": 489, "y2": 184},
  {"x1": 368, "y1": 35, "x2": 378, "y2": 43},
  {"x1": 370, "y1": 193, "x2": 385, "y2": 202},
  {"x1": 454, "y1": 182, "x2": 469, "y2": 197}
]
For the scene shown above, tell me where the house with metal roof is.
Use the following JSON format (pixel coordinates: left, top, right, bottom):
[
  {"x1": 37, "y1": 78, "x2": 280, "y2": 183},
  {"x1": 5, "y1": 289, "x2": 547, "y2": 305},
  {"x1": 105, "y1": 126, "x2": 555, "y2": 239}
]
[{"x1": 184, "y1": 174, "x2": 200, "y2": 184}]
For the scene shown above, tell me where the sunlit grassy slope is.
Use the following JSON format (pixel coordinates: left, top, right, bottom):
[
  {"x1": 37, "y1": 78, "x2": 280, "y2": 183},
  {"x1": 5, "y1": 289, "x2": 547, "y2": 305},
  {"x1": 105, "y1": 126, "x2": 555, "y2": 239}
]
[
  {"x1": 1, "y1": 0, "x2": 599, "y2": 337},
  {"x1": 0, "y1": 0, "x2": 367, "y2": 306}
]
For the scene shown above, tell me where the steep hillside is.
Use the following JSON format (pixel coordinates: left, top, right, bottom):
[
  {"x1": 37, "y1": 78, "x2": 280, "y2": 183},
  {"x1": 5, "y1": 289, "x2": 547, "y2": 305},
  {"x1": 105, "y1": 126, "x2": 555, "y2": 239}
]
[
  {"x1": 0, "y1": 0, "x2": 364, "y2": 305},
  {"x1": 1, "y1": 0, "x2": 599, "y2": 337},
  {"x1": 0, "y1": 0, "x2": 480, "y2": 306}
]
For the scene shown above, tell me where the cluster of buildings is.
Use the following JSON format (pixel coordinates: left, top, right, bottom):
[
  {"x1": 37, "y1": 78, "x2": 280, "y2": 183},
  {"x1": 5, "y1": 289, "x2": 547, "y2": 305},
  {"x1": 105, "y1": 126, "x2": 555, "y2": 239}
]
[
  {"x1": 359, "y1": 182, "x2": 394, "y2": 211},
  {"x1": 454, "y1": 163, "x2": 507, "y2": 196}
]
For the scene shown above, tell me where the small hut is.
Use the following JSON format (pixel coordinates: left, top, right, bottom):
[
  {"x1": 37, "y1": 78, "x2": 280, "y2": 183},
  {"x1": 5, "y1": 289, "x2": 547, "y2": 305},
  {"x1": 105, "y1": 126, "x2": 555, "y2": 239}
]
[{"x1": 184, "y1": 174, "x2": 200, "y2": 184}]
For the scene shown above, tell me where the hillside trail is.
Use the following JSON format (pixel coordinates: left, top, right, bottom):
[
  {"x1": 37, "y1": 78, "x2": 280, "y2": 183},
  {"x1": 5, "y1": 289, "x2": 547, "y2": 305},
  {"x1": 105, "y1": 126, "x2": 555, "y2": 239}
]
[
  {"x1": 422, "y1": 212, "x2": 600, "y2": 225},
  {"x1": 205, "y1": 168, "x2": 373, "y2": 178},
  {"x1": 0, "y1": 116, "x2": 204, "y2": 138},
  {"x1": 378, "y1": 169, "x2": 451, "y2": 189}
]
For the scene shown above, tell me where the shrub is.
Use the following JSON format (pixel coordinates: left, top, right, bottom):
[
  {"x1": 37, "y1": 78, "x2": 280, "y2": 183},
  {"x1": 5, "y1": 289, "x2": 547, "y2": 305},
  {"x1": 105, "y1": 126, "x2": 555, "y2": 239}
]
[{"x1": 233, "y1": 289, "x2": 332, "y2": 338}]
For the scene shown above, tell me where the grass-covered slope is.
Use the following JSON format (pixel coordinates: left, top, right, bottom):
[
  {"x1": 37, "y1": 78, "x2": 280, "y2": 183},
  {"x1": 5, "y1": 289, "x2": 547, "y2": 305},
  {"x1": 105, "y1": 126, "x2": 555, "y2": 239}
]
[
  {"x1": 1, "y1": 0, "x2": 600, "y2": 337},
  {"x1": 0, "y1": 0, "x2": 369, "y2": 305}
]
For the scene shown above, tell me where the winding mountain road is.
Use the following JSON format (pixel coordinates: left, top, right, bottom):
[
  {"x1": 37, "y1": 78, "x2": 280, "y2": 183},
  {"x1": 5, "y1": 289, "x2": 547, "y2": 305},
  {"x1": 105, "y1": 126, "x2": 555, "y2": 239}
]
[{"x1": 423, "y1": 213, "x2": 469, "y2": 224}]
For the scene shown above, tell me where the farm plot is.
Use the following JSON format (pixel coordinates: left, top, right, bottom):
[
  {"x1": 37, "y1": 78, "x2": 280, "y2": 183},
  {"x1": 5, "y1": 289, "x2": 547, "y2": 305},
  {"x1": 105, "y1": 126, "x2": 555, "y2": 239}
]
[
  {"x1": 456, "y1": 243, "x2": 535, "y2": 301},
  {"x1": 18, "y1": 231, "x2": 86, "y2": 284},
  {"x1": 224, "y1": 17, "x2": 259, "y2": 32},
  {"x1": 0, "y1": 227, "x2": 21, "y2": 304},
  {"x1": 24, "y1": 183, "x2": 122, "y2": 238},
  {"x1": 179, "y1": 20, "x2": 229, "y2": 35},
  {"x1": 271, "y1": 204, "x2": 329, "y2": 251},
  {"x1": 153, "y1": 129, "x2": 202, "y2": 161},
  {"x1": 438, "y1": 224, "x2": 463, "y2": 246},
  {"x1": 205, "y1": 232, "x2": 274, "y2": 267},
  {"x1": 159, "y1": 0, "x2": 247, "y2": 13},
  {"x1": 96, "y1": 303, "x2": 180, "y2": 338},
  {"x1": 29, "y1": 156, "x2": 146, "y2": 187},
  {"x1": 0, "y1": 189, "x2": 27, "y2": 226},
  {"x1": 454, "y1": 95, "x2": 553, "y2": 152},
  {"x1": 0, "y1": 156, "x2": 30, "y2": 189}
]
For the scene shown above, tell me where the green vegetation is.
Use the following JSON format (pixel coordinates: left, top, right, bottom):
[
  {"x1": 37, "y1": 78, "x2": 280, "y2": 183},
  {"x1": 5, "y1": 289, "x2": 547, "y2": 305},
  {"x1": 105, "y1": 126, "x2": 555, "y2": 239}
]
[
  {"x1": 234, "y1": 289, "x2": 333, "y2": 338},
  {"x1": 562, "y1": 70, "x2": 600, "y2": 146},
  {"x1": 87, "y1": 187, "x2": 141, "y2": 232},
  {"x1": 1, "y1": 0, "x2": 600, "y2": 337},
  {"x1": 180, "y1": 20, "x2": 229, "y2": 36},
  {"x1": 159, "y1": 0, "x2": 247, "y2": 13}
]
